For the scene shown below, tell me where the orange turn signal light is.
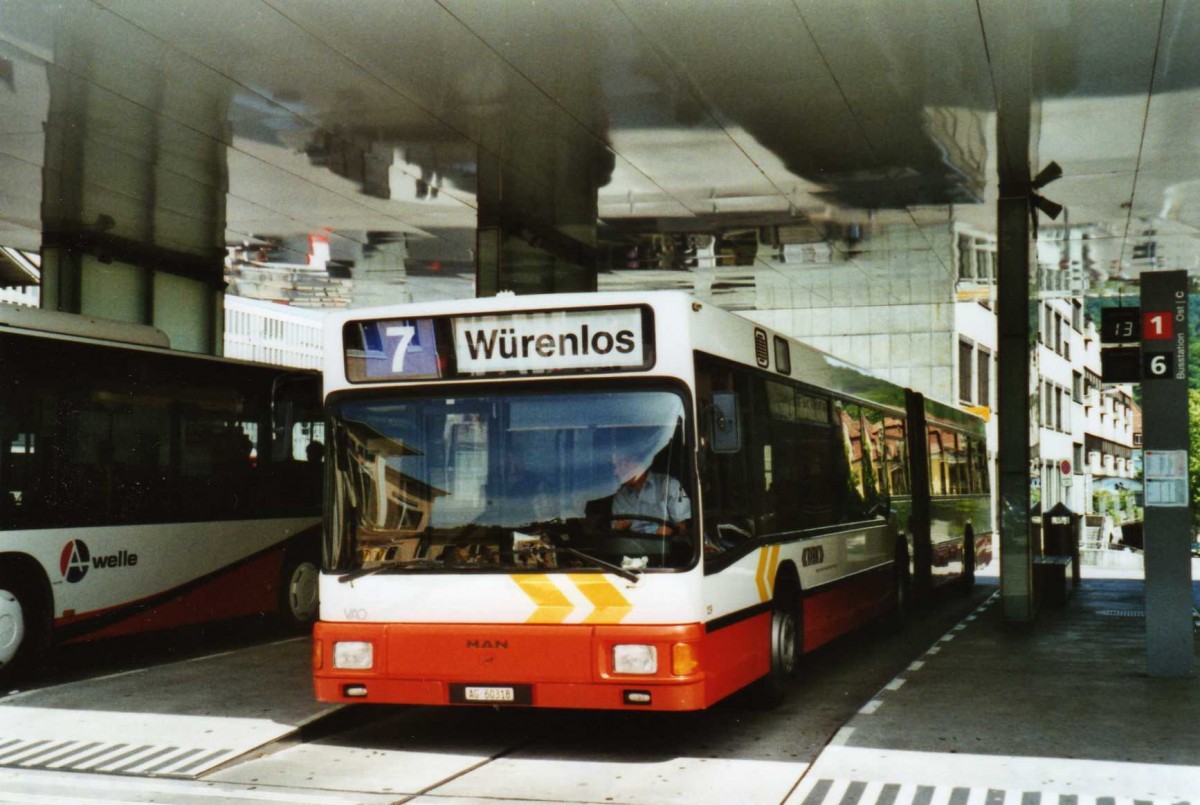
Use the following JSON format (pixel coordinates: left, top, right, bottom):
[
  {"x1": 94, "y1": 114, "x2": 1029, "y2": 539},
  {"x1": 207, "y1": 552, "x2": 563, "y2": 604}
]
[
  {"x1": 312, "y1": 639, "x2": 323, "y2": 670},
  {"x1": 671, "y1": 642, "x2": 699, "y2": 676}
]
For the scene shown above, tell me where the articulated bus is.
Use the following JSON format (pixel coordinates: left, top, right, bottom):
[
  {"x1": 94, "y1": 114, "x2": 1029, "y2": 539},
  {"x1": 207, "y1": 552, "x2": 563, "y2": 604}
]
[
  {"x1": 313, "y1": 292, "x2": 992, "y2": 711},
  {"x1": 0, "y1": 304, "x2": 324, "y2": 685}
]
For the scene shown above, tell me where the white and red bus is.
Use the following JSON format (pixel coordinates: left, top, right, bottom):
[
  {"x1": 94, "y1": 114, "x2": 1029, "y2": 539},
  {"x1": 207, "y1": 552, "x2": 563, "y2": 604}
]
[
  {"x1": 313, "y1": 292, "x2": 992, "y2": 711},
  {"x1": 0, "y1": 304, "x2": 324, "y2": 685}
]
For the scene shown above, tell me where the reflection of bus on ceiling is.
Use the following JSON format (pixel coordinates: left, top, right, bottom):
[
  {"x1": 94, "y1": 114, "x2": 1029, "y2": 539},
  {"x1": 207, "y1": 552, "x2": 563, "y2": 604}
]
[
  {"x1": 0, "y1": 305, "x2": 325, "y2": 686},
  {"x1": 314, "y1": 291, "x2": 992, "y2": 711}
]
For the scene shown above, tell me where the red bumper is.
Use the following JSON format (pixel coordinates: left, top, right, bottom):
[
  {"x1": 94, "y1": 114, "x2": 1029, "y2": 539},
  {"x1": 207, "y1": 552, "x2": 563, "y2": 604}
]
[{"x1": 312, "y1": 621, "x2": 721, "y2": 711}]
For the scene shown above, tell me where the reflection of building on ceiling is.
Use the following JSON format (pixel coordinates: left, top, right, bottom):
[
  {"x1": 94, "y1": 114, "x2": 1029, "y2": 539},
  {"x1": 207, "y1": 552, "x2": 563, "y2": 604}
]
[
  {"x1": 226, "y1": 242, "x2": 353, "y2": 309},
  {"x1": 228, "y1": 231, "x2": 475, "y2": 311},
  {"x1": 1130, "y1": 228, "x2": 1159, "y2": 273},
  {"x1": 305, "y1": 131, "x2": 395, "y2": 200},
  {"x1": 1036, "y1": 224, "x2": 1103, "y2": 297},
  {"x1": 596, "y1": 231, "x2": 757, "y2": 307},
  {"x1": 302, "y1": 129, "x2": 480, "y2": 206},
  {"x1": 0, "y1": 246, "x2": 40, "y2": 307},
  {"x1": 922, "y1": 106, "x2": 988, "y2": 205}
]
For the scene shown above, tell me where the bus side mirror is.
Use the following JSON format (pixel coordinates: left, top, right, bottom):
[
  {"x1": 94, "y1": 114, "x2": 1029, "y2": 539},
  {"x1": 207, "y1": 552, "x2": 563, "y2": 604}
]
[{"x1": 710, "y1": 392, "x2": 741, "y2": 453}]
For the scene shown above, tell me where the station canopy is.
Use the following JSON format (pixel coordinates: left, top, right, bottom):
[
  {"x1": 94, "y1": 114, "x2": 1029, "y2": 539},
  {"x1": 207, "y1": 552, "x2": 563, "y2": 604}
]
[{"x1": 0, "y1": 1, "x2": 1195, "y2": 300}]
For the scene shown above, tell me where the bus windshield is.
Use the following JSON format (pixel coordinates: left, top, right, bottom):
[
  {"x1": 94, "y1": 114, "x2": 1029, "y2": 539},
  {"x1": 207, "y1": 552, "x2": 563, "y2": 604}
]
[{"x1": 325, "y1": 387, "x2": 695, "y2": 575}]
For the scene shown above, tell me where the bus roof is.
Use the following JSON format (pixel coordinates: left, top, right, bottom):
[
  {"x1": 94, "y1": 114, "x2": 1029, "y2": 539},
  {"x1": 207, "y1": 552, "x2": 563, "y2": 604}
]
[{"x1": 0, "y1": 304, "x2": 171, "y2": 348}]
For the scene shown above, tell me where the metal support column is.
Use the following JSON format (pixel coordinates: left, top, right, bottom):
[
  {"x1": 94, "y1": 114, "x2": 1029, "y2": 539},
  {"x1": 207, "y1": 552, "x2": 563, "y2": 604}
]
[{"x1": 997, "y1": 190, "x2": 1036, "y2": 621}]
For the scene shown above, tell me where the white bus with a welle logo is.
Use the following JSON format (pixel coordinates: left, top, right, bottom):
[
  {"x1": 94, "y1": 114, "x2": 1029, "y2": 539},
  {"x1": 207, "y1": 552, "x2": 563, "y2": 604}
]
[
  {"x1": 314, "y1": 291, "x2": 992, "y2": 711},
  {"x1": 0, "y1": 304, "x2": 325, "y2": 687}
]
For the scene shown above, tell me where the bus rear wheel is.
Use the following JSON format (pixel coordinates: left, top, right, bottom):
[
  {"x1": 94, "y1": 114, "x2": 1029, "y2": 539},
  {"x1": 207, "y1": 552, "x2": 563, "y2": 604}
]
[
  {"x1": 0, "y1": 567, "x2": 47, "y2": 689},
  {"x1": 278, "y1": 554, "x2": 319, "y2": 629}
]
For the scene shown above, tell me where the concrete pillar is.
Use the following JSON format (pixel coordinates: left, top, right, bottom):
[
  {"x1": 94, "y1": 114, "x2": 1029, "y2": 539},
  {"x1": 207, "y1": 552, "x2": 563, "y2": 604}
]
[
  {"x1": 39, "y1": 54, "x2": 227, "y2": 353},
  {"x1": 475, "y1": 142, "x2": 600, "y2": 297},
  {"x1": 470, "y1": 30, "x2": 609, "y2": 298}
]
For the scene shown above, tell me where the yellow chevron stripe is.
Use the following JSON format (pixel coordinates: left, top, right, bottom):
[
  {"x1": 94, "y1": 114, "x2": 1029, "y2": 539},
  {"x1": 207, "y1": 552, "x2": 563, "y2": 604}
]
[
  {"x1": 569, "y1": 574, "x2": 632, "y2": 624},
  {"x1": 511, "y1": 574, "x2": 573, "y2": 624},
  {"x1": 755, "y1": 546, "x2": 771, "y2": 602},
  {"x1": 766, "y1": 544, "x2": 781, "y2": 599}
]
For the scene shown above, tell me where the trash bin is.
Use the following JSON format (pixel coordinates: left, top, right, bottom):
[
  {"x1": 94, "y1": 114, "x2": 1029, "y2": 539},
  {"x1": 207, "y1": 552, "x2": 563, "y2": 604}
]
[
  {"x1": 1046, "y1": 503, "x2": 1075, "y2": 561},
  {"x1": 1042, "y1": 501, "x2": 1080, "y2": 586}
]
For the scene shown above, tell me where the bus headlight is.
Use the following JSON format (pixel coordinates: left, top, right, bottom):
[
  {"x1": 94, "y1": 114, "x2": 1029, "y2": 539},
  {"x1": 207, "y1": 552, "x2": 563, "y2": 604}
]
[
  {"x1": 612, "y1": 644, "x2": 657, "y2": 675},
  {"x1": 333, "y1": 641, "x2": 374, "y2": 670}
]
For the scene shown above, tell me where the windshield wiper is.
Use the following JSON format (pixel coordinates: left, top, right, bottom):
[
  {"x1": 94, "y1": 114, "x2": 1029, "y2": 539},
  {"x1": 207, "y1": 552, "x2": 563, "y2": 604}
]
[
  {"x1": 556, "y1": 546, "x2": 640, "y2": 582},
  {"x1": 338, "y1": 558, "x2": 444, "y2": 583}
]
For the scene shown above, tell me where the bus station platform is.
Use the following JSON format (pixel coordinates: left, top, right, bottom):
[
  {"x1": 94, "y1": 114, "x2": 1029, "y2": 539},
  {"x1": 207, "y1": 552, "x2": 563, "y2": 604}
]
[
  {"x1": 790, "y1": 576, "x2": 1200, "y2": 804},
  {"x1": 0, "y1": 636, "x2": 335, "y2": 779},
  {"x1": 0, "y1": 579, "x2": 1195, "y2": 802}
]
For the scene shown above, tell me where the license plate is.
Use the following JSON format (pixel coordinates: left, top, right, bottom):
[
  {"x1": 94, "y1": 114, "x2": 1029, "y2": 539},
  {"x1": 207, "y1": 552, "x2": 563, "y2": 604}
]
[{"x1": 464, "y1": 686, "x2": 515, "y2": 702}]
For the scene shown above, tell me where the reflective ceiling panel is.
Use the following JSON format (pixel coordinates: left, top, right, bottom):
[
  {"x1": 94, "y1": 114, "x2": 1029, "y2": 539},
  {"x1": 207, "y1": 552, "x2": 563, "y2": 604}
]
[{"x1": 0, "y1": 0, "x2": 1198, "y2": 288}]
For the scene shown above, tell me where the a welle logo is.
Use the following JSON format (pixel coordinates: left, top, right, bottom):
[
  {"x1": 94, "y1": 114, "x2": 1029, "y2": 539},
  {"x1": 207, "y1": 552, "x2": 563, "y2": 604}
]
[
  {"x1": 59, "y1": 539, "x2": 139, "y2": 583},
  {"x1": 455, "y1": 310, "x2": 644, "y2": 373}
]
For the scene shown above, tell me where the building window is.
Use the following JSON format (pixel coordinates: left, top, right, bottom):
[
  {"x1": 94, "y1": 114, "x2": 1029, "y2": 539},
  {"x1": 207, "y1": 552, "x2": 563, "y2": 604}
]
[
  {"x1": 958, "y1": 339, "x2": 974, "y2": 403},
  {"x1": 978, "y1": 349, "x2": 991, "y2": 409},
  {"x1": 957, "y1": 235, "x2": 974, "y2": 279},
  {"x1": 1072, "y1": 371, "x2": 1082, "y2": 403}
]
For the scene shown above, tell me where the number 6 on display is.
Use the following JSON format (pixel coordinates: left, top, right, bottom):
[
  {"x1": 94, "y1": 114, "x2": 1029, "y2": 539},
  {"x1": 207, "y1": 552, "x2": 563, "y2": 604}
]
[{"x1": 1144, "y1": 352, "x2": 1173, "y2": 378}]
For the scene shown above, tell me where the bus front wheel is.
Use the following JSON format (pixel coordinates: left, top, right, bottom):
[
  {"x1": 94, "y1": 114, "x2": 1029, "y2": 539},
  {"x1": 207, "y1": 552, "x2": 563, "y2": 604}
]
[
  {"x1": 278, "y1": 553, "x2": 320, "y2": 629},
  {"x1": 747, "y1": 584, "x2": 801, "y2": 709}
]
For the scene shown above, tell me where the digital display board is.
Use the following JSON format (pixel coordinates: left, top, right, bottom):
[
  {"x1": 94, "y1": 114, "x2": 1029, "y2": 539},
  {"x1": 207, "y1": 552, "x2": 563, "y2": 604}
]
[
  {"x1": 344, "y1": 317, "x2": 445, "y2": 382},
  {"x1": 1099, "y1": 307, "x2": 1140, "y2": 343}
]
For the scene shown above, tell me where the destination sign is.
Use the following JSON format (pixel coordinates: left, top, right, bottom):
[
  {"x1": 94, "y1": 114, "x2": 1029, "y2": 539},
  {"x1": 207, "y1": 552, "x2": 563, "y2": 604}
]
[
  {"x1": 454, "y1": 308, "x2": 648, "y2": 374},
  {"x1": 344, "y1": 306, "x2": 653, "y2": 382}
]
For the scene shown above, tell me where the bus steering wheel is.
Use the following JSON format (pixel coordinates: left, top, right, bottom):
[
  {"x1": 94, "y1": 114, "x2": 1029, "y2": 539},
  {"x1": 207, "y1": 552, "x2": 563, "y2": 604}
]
[{"x1": 607, "y1": 513, "x2": 677, "y2": 537}]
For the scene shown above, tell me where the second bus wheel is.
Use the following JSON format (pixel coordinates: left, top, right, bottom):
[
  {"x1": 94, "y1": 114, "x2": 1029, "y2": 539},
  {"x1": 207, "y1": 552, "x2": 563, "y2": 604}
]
[
  {"x1": 0, "y1": 563, "x2": 49, "y2": 690},
  {"x1": 960, "y1": 527, "x2": 976, "y2": 593},
  {"x1": 888, "y1": 545, "x2": 911, "y2": 633},
  {"x1": 278, "y1": 553, "x2": 320, "y2": 629}
]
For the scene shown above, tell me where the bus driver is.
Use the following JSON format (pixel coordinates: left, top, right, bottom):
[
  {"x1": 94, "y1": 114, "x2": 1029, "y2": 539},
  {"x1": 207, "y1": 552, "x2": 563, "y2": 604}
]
[{"x1": 610, "y1": 445, "x2": 691, "y2": 537}]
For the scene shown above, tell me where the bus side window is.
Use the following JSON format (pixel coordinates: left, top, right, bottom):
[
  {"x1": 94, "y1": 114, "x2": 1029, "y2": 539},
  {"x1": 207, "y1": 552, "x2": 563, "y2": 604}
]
[
  {"x1": 971, "y1": 437, "x2": 990, "y2": 494},
  {"x1": 837, "y1": 403, "x2": 870, "y2": 520},
  {"x1": 927, "y1": 428, "x2": 946, "y2": 496},
  {"x1": 949, "y1": 431, "x2": 968, "y2": 494},
  {"x1": 868, "y1": 405, "x2": 888, "y2": 501},
  {"x1": 884, "y1": 415, "x2": 909, "y2": 495}
]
